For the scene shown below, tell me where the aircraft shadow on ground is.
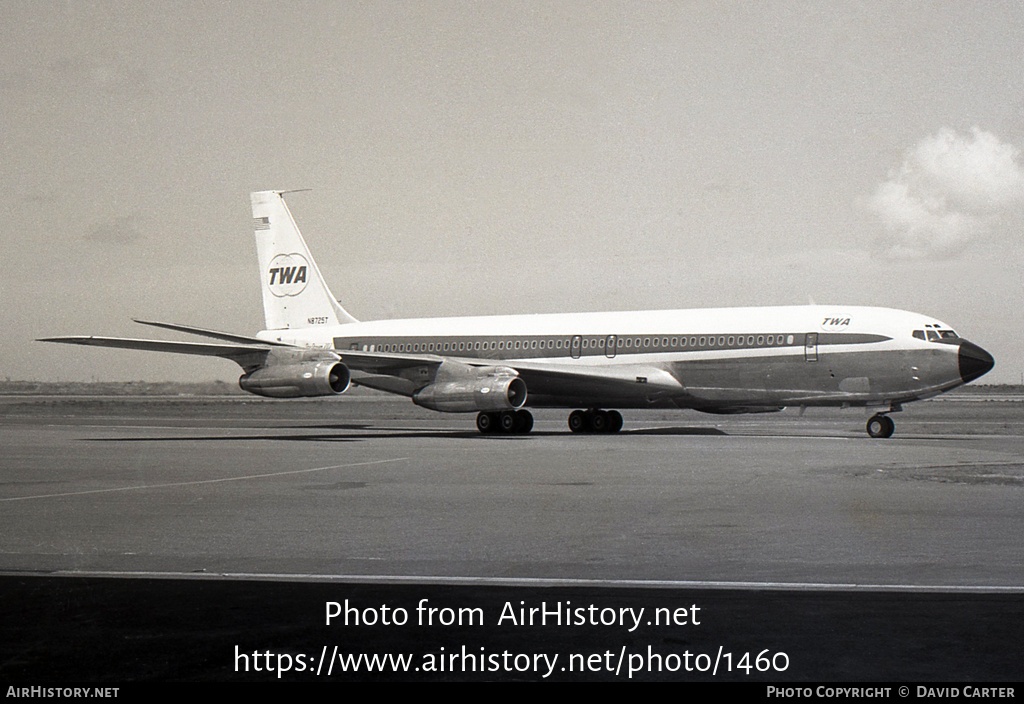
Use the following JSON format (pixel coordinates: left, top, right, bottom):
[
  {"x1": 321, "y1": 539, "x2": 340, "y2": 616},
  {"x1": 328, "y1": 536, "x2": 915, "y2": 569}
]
[
  {"x1": 86, "y1": 424, "x2": 729, "y2": 443},
  {"x1": 624, "y1": 426, "x2": 728, "y2": 435},
  {"x1": 88, "y1": 428, "x2": 485, "y2": 443}
]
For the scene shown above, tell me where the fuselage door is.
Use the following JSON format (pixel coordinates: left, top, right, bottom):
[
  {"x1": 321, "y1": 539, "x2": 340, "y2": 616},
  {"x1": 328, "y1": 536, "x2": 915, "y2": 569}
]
[
  {"x1": 804, "y1": 332, "x2": 818, "y2": 362},
  {"x1": 605, "y1": 334, "x2": 617, "y2": 358},
  {"x1": 570, "y1": 335, "x2": 582, "y2": 359}
]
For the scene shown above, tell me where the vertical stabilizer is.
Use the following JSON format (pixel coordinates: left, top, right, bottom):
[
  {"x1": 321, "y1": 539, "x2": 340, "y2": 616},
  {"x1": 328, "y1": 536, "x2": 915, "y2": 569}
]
[{"x1": 251, "y1": 191, "x2": 358, "y2": 329}]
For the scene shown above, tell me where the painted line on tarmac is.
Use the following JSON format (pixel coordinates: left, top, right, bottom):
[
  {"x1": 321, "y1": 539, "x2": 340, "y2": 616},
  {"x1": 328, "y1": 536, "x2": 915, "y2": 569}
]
[
  {"x1": 0, "y1": 457, "x2": 408, "y2": 502},
  {"x1": 13, "y1": 569, "x2": 1024, "y2": 593}
]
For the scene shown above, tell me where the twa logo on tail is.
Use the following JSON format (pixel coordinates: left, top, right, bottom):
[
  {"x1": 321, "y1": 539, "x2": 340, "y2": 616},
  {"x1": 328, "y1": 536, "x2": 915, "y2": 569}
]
[{"x1": 267, "y1": 253, "x2": 309, "y2": 297}]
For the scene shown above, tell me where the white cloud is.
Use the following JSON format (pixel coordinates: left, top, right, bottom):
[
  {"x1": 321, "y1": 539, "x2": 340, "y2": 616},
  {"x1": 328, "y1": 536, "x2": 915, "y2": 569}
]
[{"x1": 868, "y1": 127, "x2": 1024, "y2": 260}]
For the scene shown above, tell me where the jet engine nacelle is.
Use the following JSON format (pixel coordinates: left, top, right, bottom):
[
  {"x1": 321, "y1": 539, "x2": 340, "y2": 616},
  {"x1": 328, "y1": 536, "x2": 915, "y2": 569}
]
[
  {"x1": 239, "y1": 360, "x2": 351, "y2": 398},
  {"x1": 412, "y1": 374, "x2": 527, "y2": 413}
]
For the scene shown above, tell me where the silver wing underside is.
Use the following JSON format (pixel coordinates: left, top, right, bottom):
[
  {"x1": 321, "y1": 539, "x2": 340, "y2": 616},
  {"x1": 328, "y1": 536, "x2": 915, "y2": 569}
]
[
  {"x1": 41, "y1": 321, "x2": 688, "y2": 407},
  {"x1": 46, "y1": 322, "x2": 865, "y2": 411},
  {"x1": 37, "y1": 335, "x2": 272, "y2": 371}
]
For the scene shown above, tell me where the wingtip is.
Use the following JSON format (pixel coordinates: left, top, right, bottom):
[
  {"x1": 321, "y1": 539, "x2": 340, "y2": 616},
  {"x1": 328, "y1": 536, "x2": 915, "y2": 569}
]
[{"x1": 37, "y1": 336, "x2": 86, "y2": 343}]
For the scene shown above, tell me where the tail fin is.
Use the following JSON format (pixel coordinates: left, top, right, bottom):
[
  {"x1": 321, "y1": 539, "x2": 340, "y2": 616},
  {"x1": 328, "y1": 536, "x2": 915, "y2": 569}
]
[{"x1": 251, "y1": 190, "x2": 358, "y2": 329}]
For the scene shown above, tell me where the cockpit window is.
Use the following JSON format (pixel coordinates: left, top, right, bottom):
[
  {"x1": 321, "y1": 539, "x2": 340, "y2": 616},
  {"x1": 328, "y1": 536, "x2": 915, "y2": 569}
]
[{"x1": 913, "y1": 328, "x2": 959, "y2": 342}]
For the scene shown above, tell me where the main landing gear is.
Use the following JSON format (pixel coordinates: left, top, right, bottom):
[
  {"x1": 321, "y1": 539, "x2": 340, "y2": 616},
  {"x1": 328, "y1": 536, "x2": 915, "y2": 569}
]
[
  {"x1": 475, "y1": 409, "x2": 625, "y2": 435},
  {"x1": 476, "y1": 410, "x2": 533, "y2": 435},
  {"x1": 866, "y1": 404, "x2": 901, "y2": 438},
  {"x1": 568, "y1": 409, "x2": 623, "y2": 434}
]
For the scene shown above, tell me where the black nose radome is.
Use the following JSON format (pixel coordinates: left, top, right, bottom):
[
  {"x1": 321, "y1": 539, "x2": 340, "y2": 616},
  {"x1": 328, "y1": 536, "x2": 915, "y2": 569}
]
[{"x1": 958, "y1": 340, "x2": 994, "y2": 384}]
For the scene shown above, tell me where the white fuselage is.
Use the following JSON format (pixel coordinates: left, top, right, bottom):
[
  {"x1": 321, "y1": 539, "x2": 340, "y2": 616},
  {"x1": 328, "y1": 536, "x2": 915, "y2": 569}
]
[{"x1": 256, "y1": 304, "x2": 971, "y2": 411}]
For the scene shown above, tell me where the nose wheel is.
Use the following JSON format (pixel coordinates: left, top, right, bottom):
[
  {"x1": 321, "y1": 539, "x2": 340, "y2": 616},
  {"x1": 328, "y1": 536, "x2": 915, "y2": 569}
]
[{"x1": 866, "y1": 414, "x2": 895, "y2": 438}]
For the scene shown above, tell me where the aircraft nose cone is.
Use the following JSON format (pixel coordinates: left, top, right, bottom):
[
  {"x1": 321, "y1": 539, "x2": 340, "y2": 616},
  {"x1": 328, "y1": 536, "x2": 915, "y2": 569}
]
[{"x1": 958, "y1": 340, "x2": 994, "y2": 384}]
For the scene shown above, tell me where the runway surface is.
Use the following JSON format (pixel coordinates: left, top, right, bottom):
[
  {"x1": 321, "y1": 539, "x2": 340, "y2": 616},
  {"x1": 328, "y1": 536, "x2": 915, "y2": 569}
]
[
  {"x1": 2, "y1": 392, "x2": 1022, "y2": 586},
  {"x1": 1, "y1": 392, "x2": 1022, "y2": 681}
]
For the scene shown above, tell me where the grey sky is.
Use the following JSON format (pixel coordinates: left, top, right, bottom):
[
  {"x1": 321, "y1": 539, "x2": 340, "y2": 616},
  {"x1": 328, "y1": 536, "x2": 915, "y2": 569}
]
[{"x1": 3, "y1": 1, "x2": 1023, "y2": 383}]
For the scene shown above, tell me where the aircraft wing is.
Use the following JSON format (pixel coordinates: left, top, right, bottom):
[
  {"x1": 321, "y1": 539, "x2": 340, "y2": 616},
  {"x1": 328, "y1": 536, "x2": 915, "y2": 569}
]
[
  {"x1": 508, "y1": 359, "x2": 684, "y2": 396},
  {"x1": 40, "y1": 331, "x2": 685, "y2": 403},
  {"x1": 324, "y1": 350, "x2": 685, "y2": 399},
  {"x1": 333, "y1": 349, "x2": 445, "y2": 373},
  {"x1": 40, "y1": 334, "x2": 441, "y2": 373},
  {"x1": 38, "y1": 336, "x2": 273, "y2": 370}
]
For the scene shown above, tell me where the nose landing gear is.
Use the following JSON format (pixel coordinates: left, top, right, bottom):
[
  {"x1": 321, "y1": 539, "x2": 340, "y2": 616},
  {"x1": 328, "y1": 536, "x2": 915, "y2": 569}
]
[
  {"x1": 866, "y1": 414, "x2": 895, "y2": 438},
  {"x1": 866, "y1": 403, "x2": 901, "y2": 438}
]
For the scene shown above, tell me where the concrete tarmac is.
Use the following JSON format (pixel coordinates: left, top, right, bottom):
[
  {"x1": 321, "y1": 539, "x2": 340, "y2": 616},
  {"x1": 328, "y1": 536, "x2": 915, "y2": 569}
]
[
  {"x1": 1, "y1": 393, "x2": 1022, "y2": 681},
  {"x1": 1, "y1": 393, "x2": 1021, "y2": 586}
]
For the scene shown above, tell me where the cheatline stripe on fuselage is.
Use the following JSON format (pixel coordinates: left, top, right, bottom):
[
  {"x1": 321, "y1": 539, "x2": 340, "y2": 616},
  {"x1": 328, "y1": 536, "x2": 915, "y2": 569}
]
[{"x1": 331, "y1": 331, "x2": 891, "y2": 361}]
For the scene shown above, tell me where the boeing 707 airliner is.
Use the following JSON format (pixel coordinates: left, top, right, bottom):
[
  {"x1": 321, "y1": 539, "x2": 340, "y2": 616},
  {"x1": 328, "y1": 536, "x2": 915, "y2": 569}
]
[{"x1": 42, "y1": 190, "x2": 994, "y2": 437}]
